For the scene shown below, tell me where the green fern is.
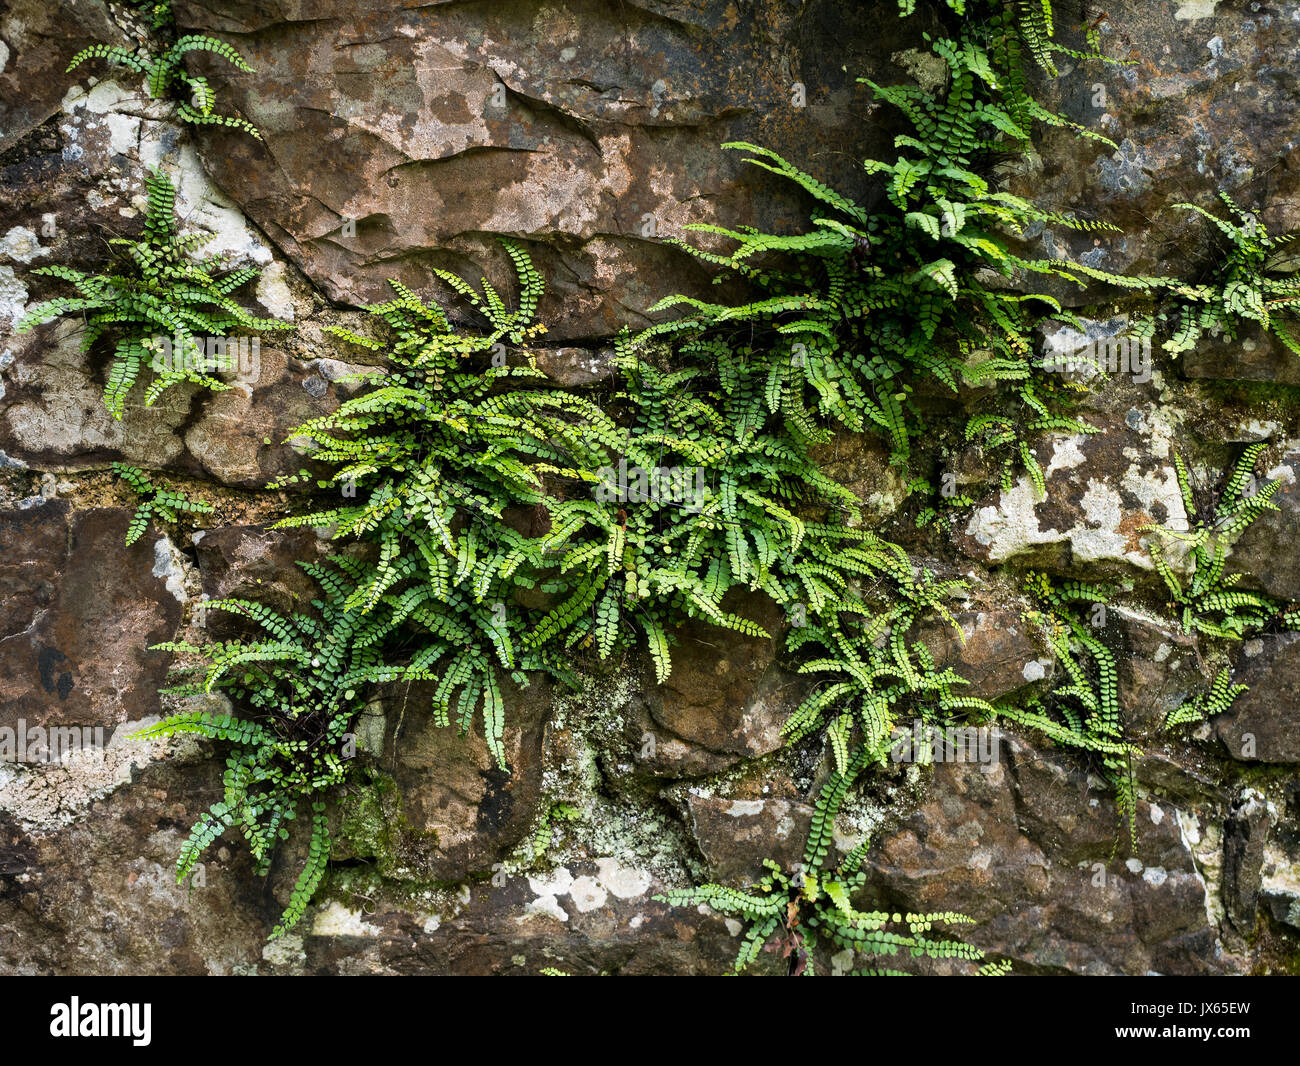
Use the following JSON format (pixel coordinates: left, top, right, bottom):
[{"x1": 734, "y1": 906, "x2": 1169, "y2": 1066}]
[
  {"x1": 630, "y1": 12, "x2": 1115, "y2": 499},
  {"x1": 112, "y1": 461, "x2": 213, "y2": 545},
  {"x1": 1006, "y1": 573, "x2": 1139, "y2": 850},
  {"x1": 17, "y1": 169, "x2": 290, "y2": 418},
  {"x1": 68, "y1": 34, "x2": 261, "y2": 138},
  {"x1": 133, "y1": 556, "x2": 408, "y2": 936},
  {"x1": 1164, "y1": 668, "x2": 1247, "y2": 730},
  {"x1": 1142, "y1": 445, "x2": 1298, "y2": 639},
  {"x1": 1155, "y1": 193, "x2": 1300, "y2": 357},
  {"x1": 660, "y1": 742, "x2": 1008, "y2": 976}
]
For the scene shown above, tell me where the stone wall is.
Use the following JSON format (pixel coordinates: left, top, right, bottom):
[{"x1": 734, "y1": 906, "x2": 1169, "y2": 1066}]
[{"x1": 1, "y1": 0, "x2": 1298, "y2": 975}]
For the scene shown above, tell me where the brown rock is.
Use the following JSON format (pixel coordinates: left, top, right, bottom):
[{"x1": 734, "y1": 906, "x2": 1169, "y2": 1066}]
[
  {"x1": 0, "y1": 0, "x2": 128, "y2": 154},
  {"x1": 1109, "y1": 605, "x2": 1203, "y2": 739},
  {"x1": 193, "y1": 524, "x2": 327, "y2": 638},
  {"x1": 1182, "y1": 323, "x2": 1300, "y2": 387},
  {"x1": 641, "y1": 591, "x2": 803, "y2": 776},
  {"x1": 1222, "y1": 789, "x2": 1273, "y2": 933},
  {"x1": 0, "y1": 503, "x2": 182, "y2": 732},
  {"x1": 1004, "y1": 2, "x2": 1300, "y2": 301},
  {"x1": 686, "y1": 795, "x2": 813, "y2": 884},
  {"x1": 918, "y1": 609, "x2": 1050, "y2": 702},
  {"x1": 1227, "y1": 446, "x2": 1300, "y2": 602},
  {"x1": 171, "y1": 0, "x2": 910, "y2": 339},
  {"x1": 341, "y1": 676, "x2": 552, "y2": 881},
  {"x1": 860, "y1": 728, "x2": 1224, "y2": 975},
  {"x1": 1216, "y1": 634, "x2": 1300, "y2": 763}
]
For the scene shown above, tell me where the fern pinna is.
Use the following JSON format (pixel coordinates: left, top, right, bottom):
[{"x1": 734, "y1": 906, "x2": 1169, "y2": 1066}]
[{"x1": 17, "y1": 168, "x2": 290, "y2": 419}]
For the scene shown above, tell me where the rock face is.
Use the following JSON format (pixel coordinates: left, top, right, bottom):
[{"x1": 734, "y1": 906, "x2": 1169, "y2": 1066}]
[
  {"x1": 1216, "y1": 634, "x2": 1300, "y2": 764},
  {"x1": 861, "y1": 731, "x2": 1224, "y2": 975},
  {"x1": 957, "y1": 404, "x2": 1188, "y2": 572},
  {"x1": 170, "y1": 0, "x2": 909, "y2": 340},
  {"x1": 341, "y1": 677, "x2": 553, "y2": 882},
  {"x1": 1011, "y1": 0, "x2": 1300, "y2": 292},
  {"x1": 0, "y1": 0, "x2": 128, "y2": 154},
  {"x1": 1109, "y1": 605, "x2": 1203, "y2": 740},
  {"x1": 919, "y1": 609, "x2": 1050, "y2": 702},
  {"x1": 0, "y1": 502, "x2": 183, "y2": 733},
  {"x1": 3, "y1": 0, "x2": 1300, "y2": 978},
  {"x1": 1227, "y1": 446, "x2": 1300, "y2": 601},
  {"x1": 686, "y1": 795, "x2": 813, "y2": 884}
]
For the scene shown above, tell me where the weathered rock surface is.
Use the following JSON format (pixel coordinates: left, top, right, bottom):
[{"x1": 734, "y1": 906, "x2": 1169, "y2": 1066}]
[
  {"x1": 1182, "y1": 323, "x2": 1300, "y2": 387},
  {"x1": 1227, "y1": 445, "x2": 1300, "y2": 601},
  {"x1": 0, "y1": 0, "x2": 129, "y2": 154},
  {"x1": 957, "y1": 405, "x2": 1187, "y2": 573},
  {"x1": 171, "y1": 0, "x2": 910, "y2": 340},
  {"x1": 1109, "y1": 605, "x2": 1204, "y2": 739},
  {"x1": 0, "y1": 323, "x2": 366, "y2": 487},
  {"x1": 1009, "y1": 0, "x2": 1300, "y2": 297},
  {"x1": 919, "y1": 609, "x2": 1051, "y2": 702},
  {"x1": 1222, "y1": 789, "x2": 1273, "y2": 933},
  {"x1": 336, "y1": 677, "x2": 553, "y2": 882},
  {"x1": 686, "y1": 795, "x2": 813, "y2": 884},
  {"x1": 861, "y1": 730, "x2": 1225, "y2": 975},
  {"x1": 1216, "y1": 633, "x2": 1300, "y2": 763},
  {"x1": 638, "y1": 591, "x2": 802, "y2": 777},
  {"x1": 0, "y1": 502, "x2": 182, "y2": 732},
  {"x1": 3, "y1": 0, "x2": 1300, "y2": 977}
]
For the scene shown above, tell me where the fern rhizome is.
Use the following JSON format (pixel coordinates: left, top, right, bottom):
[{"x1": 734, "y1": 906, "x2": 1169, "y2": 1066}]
[{"x1": 22, "y1": 0, "x2": 1290, "y2": 967}]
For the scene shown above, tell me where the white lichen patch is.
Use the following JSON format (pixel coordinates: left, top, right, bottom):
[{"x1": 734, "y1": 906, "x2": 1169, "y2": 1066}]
[
  {"x1": 966, "y1": 432, "x2": 1179, "y2": 568},
  {"x1": 310, "y1": 901, "x2": 381, "y2": 937},
  {"x1": 0, "y1": 265, "x2": 29, "y2": 328},
  {"x1": 0, "y1": 716, "x2": 184, "y2": 833},
  {"x1": 255, "y1": 261, "x2": 296, "y2": 321},
  {"x1": 567, "y1": 875, "x2": 608, "y2": 913},
  {"x1": 152, "y1": 534, "x2": 190, "y2": 605},
  {"x1": 1177, "y1": 809, "x2": 1225, "y2": 930},
  {"x1": 522, "y1": 893, "x2": 569, "y2": 923},
  {"x1": 58, "y1": 79, "x2": 271, "y2": 268},
  {"x1": 0, "y1": 226, "x2": 50, "y2": 264},
  {"x1": 594, "y1": 857, "x2": 652, "y2": 899},
  {"x1": 1174, "y1": 0, "x2": 1222, "y2": 20},
  {"x1": 261, "y1": 934, "x2": 306, "y2": 966}
]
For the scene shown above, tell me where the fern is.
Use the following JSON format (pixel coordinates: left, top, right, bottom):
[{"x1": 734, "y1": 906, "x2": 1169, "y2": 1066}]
[
  {"x1": 1164, "y1": 668, "x2": 1247, "y2": 730},
  {"x1": 1155, "y1": 193, "x2": 1300, "y2": 357},
  {"x1": 113, "y1": 462, "x2": 213, "y2": 545},
  {"x1": 68, "y1": 34, "x2": 261, "y2": 138},
  {"x1": 1142, "y1": 445, "x2": 1297, "y2": 639},
  {"x1": 629, "y1": 10, "x2": 1115, "y2": 504},
  {"x1": 1007, "y1": 573, "x2": 1139, "y2": 850},
  {"x1": 133, "y1": 556, "x2": 407, "y2": 935},
  {"x1": 17, "y1": 169, "x2": 290, "y2": 418},
  {"x1": 659, "y1": 741, "x2": 1008, "y2": 976}
]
